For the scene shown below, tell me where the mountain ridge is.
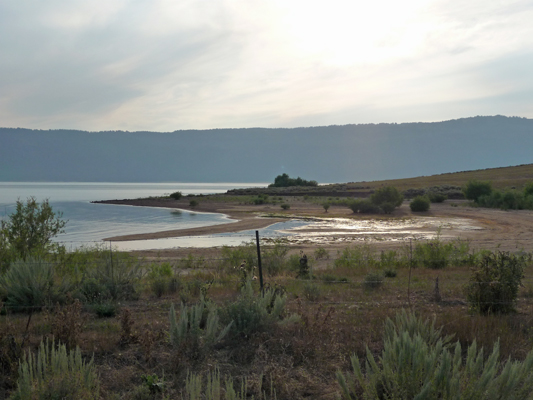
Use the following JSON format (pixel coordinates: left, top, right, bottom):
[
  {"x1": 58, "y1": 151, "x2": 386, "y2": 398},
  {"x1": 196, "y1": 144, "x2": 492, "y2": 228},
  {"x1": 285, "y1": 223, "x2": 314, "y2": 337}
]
[{"x1": 1, "y1": 115, "x2": 532, "y2": 183}]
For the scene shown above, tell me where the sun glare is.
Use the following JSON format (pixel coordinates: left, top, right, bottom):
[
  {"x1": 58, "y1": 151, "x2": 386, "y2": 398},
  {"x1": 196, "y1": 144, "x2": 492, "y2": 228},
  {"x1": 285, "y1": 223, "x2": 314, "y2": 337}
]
[{"x1": 275, "y1": 0, "x2": 429, "y2": 66}]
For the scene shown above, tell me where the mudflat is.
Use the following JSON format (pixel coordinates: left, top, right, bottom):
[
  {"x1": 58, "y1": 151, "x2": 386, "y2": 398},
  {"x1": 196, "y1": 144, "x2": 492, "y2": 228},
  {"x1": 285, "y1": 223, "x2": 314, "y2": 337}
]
[{"x1": 94, "y1": 198, "x2": 533, "y2": 259}]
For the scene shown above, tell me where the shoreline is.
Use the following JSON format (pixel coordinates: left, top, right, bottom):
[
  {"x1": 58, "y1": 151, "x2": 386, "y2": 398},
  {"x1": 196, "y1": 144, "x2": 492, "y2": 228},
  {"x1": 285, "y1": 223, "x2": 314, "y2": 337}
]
[
  {"x1": 93, "y1": 198, "x2": 286, "y2": 241},
  {"x1": 93, "y1": 198, "x2": 533, "y2": 255}
]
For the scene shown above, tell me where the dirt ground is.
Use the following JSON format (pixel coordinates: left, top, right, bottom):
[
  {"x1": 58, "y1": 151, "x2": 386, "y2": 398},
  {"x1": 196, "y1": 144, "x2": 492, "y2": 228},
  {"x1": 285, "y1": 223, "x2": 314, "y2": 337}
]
[{"x1": 96, "y1": 198, "x2": 533, "y2": 261}]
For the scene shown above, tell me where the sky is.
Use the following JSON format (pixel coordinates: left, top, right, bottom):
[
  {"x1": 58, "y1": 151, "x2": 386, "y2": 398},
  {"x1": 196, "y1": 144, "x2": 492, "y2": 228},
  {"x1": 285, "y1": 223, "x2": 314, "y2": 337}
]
[{"x1": 1, "y1": 0, "x2": 533, "y2": 132}]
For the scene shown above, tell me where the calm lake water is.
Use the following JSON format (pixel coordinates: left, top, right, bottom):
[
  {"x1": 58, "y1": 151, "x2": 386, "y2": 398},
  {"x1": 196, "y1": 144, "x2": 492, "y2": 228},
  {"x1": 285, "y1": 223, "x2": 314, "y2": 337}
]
[{"x1": 0, "y1": 182, "x2": 300, "y2": 250}]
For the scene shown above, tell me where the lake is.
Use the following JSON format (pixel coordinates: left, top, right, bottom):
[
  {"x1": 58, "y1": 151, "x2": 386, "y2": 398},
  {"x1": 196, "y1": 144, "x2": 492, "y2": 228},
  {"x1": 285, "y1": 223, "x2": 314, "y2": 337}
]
[{"x1": 0, "y1": 182, "x2": 304, "y2": 250}]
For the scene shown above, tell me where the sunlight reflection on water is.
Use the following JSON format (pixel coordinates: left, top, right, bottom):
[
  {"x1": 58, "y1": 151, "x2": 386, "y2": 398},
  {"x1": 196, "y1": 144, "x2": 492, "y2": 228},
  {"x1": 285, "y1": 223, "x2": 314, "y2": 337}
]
[{"x1": 110, "y1": 216, "x2": 482, "y2": 251}]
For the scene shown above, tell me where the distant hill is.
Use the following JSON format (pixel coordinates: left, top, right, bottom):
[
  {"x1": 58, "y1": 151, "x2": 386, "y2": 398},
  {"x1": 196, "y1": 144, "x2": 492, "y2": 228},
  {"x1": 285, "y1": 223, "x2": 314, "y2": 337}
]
[{"x1": 1, "y1": 115, "x2": 532, "y2": 183}]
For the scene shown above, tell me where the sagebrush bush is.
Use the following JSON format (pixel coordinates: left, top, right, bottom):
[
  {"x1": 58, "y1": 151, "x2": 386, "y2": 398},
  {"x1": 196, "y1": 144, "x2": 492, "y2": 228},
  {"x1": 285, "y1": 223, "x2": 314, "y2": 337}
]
[
  {"x1": 465, "y1": 251, "x2": 525, "y2": 314},
  {"x1": 222, "y1": 280, "x2": 286, "y2": 337},
  {"x1": 11, "y1": 339, "x2": 99, "y2": 400},
  {"x1": 337, "y1": 311, "x2": 533, "y2": 399},
  {"x1": 169, "y1": 298, "x2": 232, "y2": 357},
  {"x1": 409, "y1": 196, "x2": 430, "y2": 212},
  {"x1": 0, "y1": 258, "x2": 72, "y2": 312}
]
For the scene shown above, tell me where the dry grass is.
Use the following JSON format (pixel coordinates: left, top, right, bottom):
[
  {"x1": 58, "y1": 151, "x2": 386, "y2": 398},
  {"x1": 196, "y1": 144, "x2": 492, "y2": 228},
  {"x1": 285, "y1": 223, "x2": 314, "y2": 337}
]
[
  {"x1": 344, "y1": 163, "x2": 533, "y2": 192},
  {"x1": 2, "y1": 245, "x2": 533, "y2": 399}
]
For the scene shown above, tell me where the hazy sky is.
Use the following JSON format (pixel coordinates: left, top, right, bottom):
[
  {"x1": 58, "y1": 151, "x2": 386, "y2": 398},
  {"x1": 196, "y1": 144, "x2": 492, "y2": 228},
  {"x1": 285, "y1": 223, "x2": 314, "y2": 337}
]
[{"x1": 1, "y1": 0, "x2": 532, "y2": 131}]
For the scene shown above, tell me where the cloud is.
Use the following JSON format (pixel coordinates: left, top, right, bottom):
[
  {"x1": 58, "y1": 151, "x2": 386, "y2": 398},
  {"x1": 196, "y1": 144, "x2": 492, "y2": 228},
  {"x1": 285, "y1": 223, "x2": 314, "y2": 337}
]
[{"x1": 0, "y1": 0, "x2": 532, "y2": 131}]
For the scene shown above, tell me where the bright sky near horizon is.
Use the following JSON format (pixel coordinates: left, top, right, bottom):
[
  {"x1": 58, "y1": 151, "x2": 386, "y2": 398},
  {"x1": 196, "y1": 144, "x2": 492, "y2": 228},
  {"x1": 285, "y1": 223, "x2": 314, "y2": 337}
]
[{"x1": 1, "y1": 0, "x2": 533, "y2": 132}]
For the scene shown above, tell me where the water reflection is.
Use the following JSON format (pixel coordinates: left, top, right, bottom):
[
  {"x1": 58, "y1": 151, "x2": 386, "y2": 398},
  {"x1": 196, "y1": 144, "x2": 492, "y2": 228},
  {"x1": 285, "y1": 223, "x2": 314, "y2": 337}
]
[{"x1": 110, "y1": 216, "x2": 482, "y2": 251}]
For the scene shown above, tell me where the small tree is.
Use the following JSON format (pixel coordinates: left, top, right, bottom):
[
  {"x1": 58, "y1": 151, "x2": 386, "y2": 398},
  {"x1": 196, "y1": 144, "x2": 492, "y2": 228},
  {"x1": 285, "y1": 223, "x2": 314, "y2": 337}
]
[
  {"x1": 370, "y1": 186, "x2": 403, "y2": 208},
  {"x1": 189, "y1": 200, "x2": 199, "y2": 208},
  {"x1": 463, "y1": 180, "x2": 492, "y2": 202},
  {"x1": 1, "y1": 197, "x2": 66, "y2": 260},
  {"x1": 323, "y1": 203, "x2": 330, "y2": 213}
]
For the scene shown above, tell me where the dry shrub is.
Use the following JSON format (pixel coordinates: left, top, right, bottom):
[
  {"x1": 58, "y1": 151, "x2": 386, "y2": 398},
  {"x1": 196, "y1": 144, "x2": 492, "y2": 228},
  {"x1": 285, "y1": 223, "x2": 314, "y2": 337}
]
[
  {"x1": 48, "y1": 298, "x2": 85, "y2": 349},
  {"x1": 118, "y1": 308, "x2": 136, "y2": 345},
  {"x1": 138, "y1": 322, "x2": 166, "y2": 364}
]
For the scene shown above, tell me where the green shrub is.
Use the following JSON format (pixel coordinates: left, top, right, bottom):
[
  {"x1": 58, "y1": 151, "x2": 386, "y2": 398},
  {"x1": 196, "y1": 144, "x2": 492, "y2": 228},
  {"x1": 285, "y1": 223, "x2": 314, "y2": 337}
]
[
  {"x1": 147, "y1": 262, "x2": 175, "y2": 298},
  {"x1": 380, "y1": 202, "x2": 396, "y2": 214},
  {"x1": 383, "y1": 268, "x2": 397, "y2": 278},
  {"x1": 363, "y1": 271, "x2": 383, "y2": 290},
  {"x1": 189, "y1": 200, "x2": 199, "y2": 208},
  {"x1": 348, "y1": 199, "x2": 381, "y2": 214},
  {"x1": 463, "y1": 180, "x2": 492, "y2": 202},
  {"x1": 320, "y1": 274, "x2": 348, "y2": 283},
  {"x1": 323, "y1": 203, "x2": 330, "y2": 212},
  {"x1": 0, "y1": 258, "x2": 72, "y2": 312},
  {"x1": 222, "y1": 280, "x2": 286, "y2": 337},
  {"x1": 280, "y1": 203, "x2": 290, "y2": 210},
  {"x1": 465, "y1": 251, "x2": 525, "y2": 314},
  {"x1": 220, "y1": 242, "x2": 257, "y2": 272},
  {"x1": 410, "y1": 196, "x2": 430, "y2": 212},
  {"x1": 82, "y1": 253, "x2": 141, "y2": 302},
  {"x1": 92, "y1": 301, "x2": 119, "y2": 318},
  {"x1": 524, "y1": 182, "x2": 533, "y2": 197},
  {"x1": 427, "y1": 192, "x2": 447, "y2": 203},
  {"x1": 169, "y1": 191, "x2": 182, "y2": 200},
  {"x1": 337, "y1": 311, "x2": 533, "y2": 399},
  {"x1": 262, "y1": 240, "x2": 289, "y2": 276},
  {"x1": 11, "y1": 339, "x2": 99, "y2": 400},
  {"x1": 335, "y1": 245, "x2": 377, "y2": 269},
  {"x1": 370, "y1": 186, "x2": 403, "y2": 208}
]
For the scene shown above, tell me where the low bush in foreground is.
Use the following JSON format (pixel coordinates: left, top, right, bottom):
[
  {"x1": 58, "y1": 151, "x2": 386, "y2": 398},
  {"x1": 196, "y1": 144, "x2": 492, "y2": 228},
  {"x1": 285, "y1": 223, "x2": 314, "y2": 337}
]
[
  {"x1": 0, "y1": 258, "x2": 73, "y2": 312},
  {"x1": 337, "y1": 310, "x2": 533, "y2": 399},
  {"x1": 169, "y1": 299, "x2": 232, "y2": 358},
  {"x1": 222, "y1": 280, "x2": 286, "y2": 337},
  {"x1": 11, "y1": 339, "x2": 99, "y2": 400}
]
